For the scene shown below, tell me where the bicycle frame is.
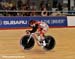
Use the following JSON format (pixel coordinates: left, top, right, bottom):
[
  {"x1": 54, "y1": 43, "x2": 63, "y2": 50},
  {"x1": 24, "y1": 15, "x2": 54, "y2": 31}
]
[{"x1": 26, "y1": 32, "x2": 40, "y2": 44}]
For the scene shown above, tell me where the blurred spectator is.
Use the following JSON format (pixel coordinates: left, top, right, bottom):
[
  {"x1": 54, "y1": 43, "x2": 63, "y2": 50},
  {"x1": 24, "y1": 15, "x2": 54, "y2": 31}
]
[
  {"x1": 57, "y1": 3, "x2": 63, "y2": 11},
  {"x1": 0, "y1": 0, "x2": 74, "y2": 16},
  {"x1": 70, "y1": 6, "x2": 75, "y2": 11},
  {"x1": 30, "y1": 2, "x2": 37, "y2": 11},
  {"x1": 20, "y1": 4, "x2": 30, "y2": 16},
  {"x1": 25, "y1": 0, "x2": 30, "y2": 10},
  {"x1": 41, "y1": 7, "x2": 48, "y2": 16},
  {"x1": 50, "y1": 12, "x2": 57, "y2": 16},
  {"x1": 50, "y1": 8, "x2": 62, "y2": 16},
  {"x1": 62, "y1": 4, "x2": 68, "y2": 15},
  {"x1": 46, "y1": 3, "x2": 52, "y2": 11},
  {"x1": 69, "y1": 6, "x2": 75, "y2": 15},
  {"x1": 17, "y1": 12, "x2": 23, "y2": 16},
  {"x1": 21, "y1": 4, "x2": 27, "y2": 10},
  {"x1": 0, "y1": 2, "x2": 3, "y2": 10},
  {"x1": 0, "y1": 1, "x2": 15, "y2": 10},
  {"x1": 17, "y1": 0, "x2": 23, "y2": 10},
  {"x1": 40, "y1": 1, "x2": 46, "y2": 10},
  {"x1": 30, "y1": 11, "x2": 37, "y2": 16},
  {"x1": 10, "y1": 4, "x2": 16, "y2": 10},
  {"x1": 74, "y1": 6, "x2": 75, "y2": 10},
  {"x1": 53, "y1": 0, "x2": 57, "y2": 8}
]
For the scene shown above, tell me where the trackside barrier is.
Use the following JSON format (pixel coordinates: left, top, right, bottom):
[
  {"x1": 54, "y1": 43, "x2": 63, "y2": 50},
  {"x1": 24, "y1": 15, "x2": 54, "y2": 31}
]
[{"x1": 0, "y1": 16, "x2": 68, "y2": 29}]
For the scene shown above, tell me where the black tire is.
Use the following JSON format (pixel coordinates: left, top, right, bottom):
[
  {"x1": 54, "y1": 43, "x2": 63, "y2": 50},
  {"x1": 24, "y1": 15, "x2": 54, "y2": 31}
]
[
  {"x1": 20, "y1": 35, "x2": 35, "y2": 50},
  {"x1": 44, "y1": 36, "x2": 55, "y2": 51}
]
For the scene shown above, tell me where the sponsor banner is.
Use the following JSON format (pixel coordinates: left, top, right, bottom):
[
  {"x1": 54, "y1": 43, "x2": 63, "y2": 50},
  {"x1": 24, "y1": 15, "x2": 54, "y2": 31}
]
[
  {"x1": 0, "y1": 16, "x2": 67, "y2": 28},
  {"x1": 67, "y1": 16, "x2": 75, "y2": 26}
]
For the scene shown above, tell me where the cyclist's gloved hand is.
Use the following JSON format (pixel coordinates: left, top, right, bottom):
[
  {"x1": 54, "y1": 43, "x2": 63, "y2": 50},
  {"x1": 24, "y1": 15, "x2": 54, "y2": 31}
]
[{"x1": 26, "y1": 30, "x2": 31, "y2": 35}]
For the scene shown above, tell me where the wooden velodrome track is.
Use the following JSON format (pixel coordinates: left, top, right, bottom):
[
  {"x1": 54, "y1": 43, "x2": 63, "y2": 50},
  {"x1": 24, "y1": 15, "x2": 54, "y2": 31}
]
[{"x1": 0, "y1": 28, "x2": 75, "y2": 59}]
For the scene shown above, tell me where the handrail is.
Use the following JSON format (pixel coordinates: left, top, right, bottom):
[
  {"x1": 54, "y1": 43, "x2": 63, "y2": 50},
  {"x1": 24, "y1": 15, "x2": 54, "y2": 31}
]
[{"x1": 0, "y1": 10, "x2": 75, "y2": 13}]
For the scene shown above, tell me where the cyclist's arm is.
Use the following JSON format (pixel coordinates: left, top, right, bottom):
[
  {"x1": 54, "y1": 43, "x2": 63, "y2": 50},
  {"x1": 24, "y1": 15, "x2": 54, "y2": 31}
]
[{"x1": 29, "y1": 24, "x2": 38, "y2": 33}]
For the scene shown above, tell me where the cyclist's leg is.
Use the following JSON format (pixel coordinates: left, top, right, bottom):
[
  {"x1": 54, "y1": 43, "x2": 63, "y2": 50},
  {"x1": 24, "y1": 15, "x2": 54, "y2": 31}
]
[
  {"x1": 40, "y1": 26, "x2": 49, "y2": 47},
  {"x1": 40, "y1": 30, "x2": 46, "y2": 46}
]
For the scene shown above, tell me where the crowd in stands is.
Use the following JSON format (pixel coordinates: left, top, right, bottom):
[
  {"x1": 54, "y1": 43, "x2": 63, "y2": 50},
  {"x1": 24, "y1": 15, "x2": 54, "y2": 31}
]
[{"x1": 0, "y1": 0, "x2": 75, "y2": 16}]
